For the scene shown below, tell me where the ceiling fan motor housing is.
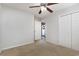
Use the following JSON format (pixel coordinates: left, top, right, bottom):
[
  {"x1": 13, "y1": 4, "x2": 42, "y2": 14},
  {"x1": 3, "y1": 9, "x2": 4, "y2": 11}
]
[{"x1": 40, "y1": 3, "x2": 47, "y2": 7}]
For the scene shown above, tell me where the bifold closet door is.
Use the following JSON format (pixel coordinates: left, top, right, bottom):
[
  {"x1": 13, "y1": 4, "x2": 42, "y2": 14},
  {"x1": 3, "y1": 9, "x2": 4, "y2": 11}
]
[
  {"x1": 72, "y1": 12, "x2": 79, "y2": 51},
  {"x1": 59, "y1": 15, "x2": 71, "y2": 48}
]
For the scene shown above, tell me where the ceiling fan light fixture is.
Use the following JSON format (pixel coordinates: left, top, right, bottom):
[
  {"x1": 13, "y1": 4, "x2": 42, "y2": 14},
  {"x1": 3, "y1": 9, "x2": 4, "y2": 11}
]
[
  {"x1": 29, "y1": 3, "x2": 58, "y2": 14},
  {"x1": 41, "y1": 6, "x2": 46, "y2": 11}
]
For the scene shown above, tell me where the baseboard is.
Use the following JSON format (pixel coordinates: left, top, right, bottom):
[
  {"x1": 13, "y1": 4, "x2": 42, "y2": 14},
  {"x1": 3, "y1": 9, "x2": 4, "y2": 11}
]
[
  {"x1": 1, "y1": 41, "x2": 34, "y2": 51},
  {"x1": 46, "y1": 40, "x2": 79, "y2": 52}
]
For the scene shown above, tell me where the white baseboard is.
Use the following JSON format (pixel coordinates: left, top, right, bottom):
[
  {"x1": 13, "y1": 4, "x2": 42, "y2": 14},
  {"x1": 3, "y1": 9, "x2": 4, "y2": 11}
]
[{"x1": 1, "y1": 41, "x2": 34, "y2": 51}]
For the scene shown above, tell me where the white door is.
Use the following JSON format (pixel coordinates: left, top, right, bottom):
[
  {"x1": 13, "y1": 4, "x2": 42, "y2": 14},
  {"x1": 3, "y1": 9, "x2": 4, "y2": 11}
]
[
  {"x1": 59, "y1": 14, "x2": 71, "y2": 48},
  {"x1": 72, "y1": 12, "x2": 79, "y2": 51},
  {"x1": 35, "y1": 20, "x2": 41, "y2": 40}
]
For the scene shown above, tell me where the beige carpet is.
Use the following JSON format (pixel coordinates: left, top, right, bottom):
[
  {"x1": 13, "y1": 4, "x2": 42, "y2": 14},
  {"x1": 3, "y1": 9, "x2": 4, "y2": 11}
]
[{"x1": 0, "y1": 40, "x2": 79, "y2": 56}]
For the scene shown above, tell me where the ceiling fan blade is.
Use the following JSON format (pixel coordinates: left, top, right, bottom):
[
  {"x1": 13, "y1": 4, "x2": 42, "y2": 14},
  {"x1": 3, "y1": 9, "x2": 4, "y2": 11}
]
[
  {"x1": 39, "y1": 9, "x2": 42, "y2": 14},
  {"x1": 46, "y1": 7, "x2": 53, "y2": 13},
  {"x1": 47, "y1": 3, "x2": 58, "y2": 6},
  {"x1": 29, "y1": 6, "x2": 40, "y2": 8}
]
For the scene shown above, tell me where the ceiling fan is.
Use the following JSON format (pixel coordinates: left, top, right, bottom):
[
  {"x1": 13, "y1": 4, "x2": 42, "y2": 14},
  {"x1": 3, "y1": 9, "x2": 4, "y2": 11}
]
[{"x1": 29, "y1": 3, "x2": 58, "y2": 14}]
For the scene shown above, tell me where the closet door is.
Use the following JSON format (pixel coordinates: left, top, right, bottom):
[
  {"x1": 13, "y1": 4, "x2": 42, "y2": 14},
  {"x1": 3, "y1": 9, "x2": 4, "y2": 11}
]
[
  {"x1": 59, "y1": 14, "x2": 71, "y2": 48},
  {"x1": 72, "y1": 12, "x2": 79, "y2": 51}
]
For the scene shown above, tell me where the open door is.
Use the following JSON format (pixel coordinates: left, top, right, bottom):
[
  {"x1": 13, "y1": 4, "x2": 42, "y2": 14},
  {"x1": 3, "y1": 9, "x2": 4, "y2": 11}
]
[{"x1": 34, "y1": 19, "x2": 41, "y2": 41}]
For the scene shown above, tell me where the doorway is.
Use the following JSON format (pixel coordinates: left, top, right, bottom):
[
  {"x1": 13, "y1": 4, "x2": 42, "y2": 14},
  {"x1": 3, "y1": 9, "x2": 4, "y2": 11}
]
[{"x1": 41, "y1": 22, "x2": 46, "y2": 40}]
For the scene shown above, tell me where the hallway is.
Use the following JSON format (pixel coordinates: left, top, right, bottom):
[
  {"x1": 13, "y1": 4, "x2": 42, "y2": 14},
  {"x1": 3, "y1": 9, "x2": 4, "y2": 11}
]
[{"x1": 1, "y1": 40, "x2": 79, "y2": 56}]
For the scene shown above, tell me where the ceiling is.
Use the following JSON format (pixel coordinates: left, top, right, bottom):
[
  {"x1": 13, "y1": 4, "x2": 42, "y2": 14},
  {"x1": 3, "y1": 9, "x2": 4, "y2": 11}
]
[{"x1": 1, "y1": 3, "x2": 77, "y2": 19}]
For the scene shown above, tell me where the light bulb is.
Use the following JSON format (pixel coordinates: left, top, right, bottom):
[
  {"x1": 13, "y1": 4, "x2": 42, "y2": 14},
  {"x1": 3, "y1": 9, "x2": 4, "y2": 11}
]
[{"x1": 41, "y1": 6, "x2": 46, "y2": 11}]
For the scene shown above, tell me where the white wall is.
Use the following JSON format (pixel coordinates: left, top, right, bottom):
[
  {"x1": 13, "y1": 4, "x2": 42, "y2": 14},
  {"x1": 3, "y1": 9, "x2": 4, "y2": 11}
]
[
  {"x1": 45, "y1": 14, "x2": 58, "y2": 44},
  {"x1": 44, "y1": 4, "x2": 79, "y2": 49},
  {"x1": 0, "y1": 5, "x2": 2, "y2": 51},
  {"x1": 1, "y1": 7, "x2": 34, "y2": 50},
  {"x1": 35, "y1": 17, "x2": 41, "y2": 40}
]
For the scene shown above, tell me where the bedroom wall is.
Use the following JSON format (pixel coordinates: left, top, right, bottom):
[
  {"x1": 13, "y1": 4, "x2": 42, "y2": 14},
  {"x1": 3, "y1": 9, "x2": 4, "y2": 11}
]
[
  {"x1": 1, "y1": 7, "x2": 34, "y2": 51},
  {"x1": 0, "y1": 5, "x2": 2, "y2": 52},
  {"x1": 44, "y1": 13, "x2": 58, "y2": 45}
]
